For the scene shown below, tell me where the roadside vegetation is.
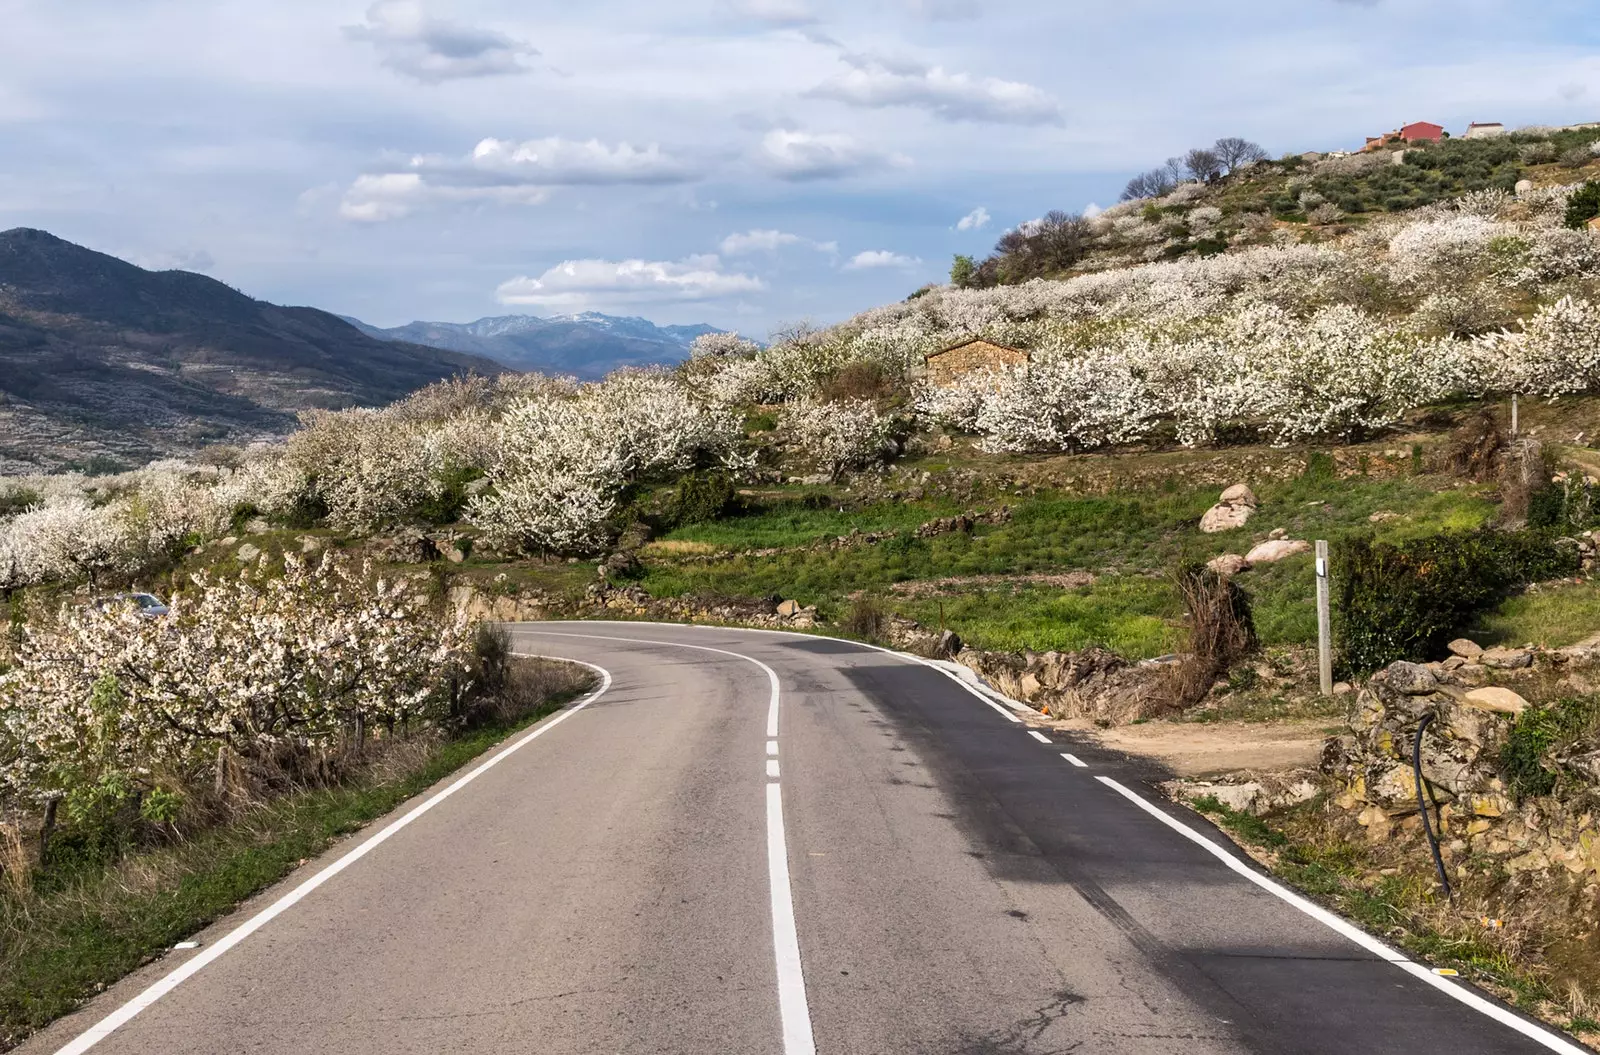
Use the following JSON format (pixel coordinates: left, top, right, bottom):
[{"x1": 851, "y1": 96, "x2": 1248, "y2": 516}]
[{"x1": 0, "y1": 607, "x2": 590, "y2": 1050}]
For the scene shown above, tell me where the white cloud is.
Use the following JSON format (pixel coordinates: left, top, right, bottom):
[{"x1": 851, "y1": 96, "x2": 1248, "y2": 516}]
[
  {"x1": 338, "y1": 136, "x2": 691, "y2": 222},
  {"x1": 718, "y1": 0, "x2": 819, "y2": 25},
  {"x1": 758, "y1": 129, "x2": 908, "y2": 181},
  {"x1": 955, "y1": 206, "x2": 990, "y2": 231},
  {"x1": 344, "y1": 1, "x2": 536, "y2": 84},
  {"x1": 496, "y1": 255, "x2": 765, "y2": 308},
  {"x1": 845, "y1": 250, "x2": 920, "y2": 270},
  {"x1": 811, "y1": 53, "x2": 1063, "y2": 125},
  {"x1": 720, "y1": 229, "x2": 837, "y2": 255},
  {"x1": 419, "y1": 136, "x2": 692, "y2": 185},
  {"x1": 339, "y1": 172, "x2": 549, "y2": 222}
]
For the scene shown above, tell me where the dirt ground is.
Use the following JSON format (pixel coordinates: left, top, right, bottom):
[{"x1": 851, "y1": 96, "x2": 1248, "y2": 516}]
[{"x1": 1045, "y1": 715, "x2": 1334, "y2": 778}]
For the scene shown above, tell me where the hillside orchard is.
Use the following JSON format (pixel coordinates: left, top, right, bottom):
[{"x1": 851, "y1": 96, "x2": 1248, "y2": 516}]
[{"x1": 3, "y1": 183, "x2": 1600, "y2": 587}]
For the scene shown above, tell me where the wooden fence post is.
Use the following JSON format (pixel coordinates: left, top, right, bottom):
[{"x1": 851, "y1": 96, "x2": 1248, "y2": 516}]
[{"x1": 1315, "y1": 540, "x2": 1334, "y2": 697}]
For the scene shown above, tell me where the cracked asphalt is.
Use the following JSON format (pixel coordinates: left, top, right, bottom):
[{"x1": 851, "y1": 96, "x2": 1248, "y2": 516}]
[{"x1": 19, "y1": 623, "x2": 1577, "y2": 1054}]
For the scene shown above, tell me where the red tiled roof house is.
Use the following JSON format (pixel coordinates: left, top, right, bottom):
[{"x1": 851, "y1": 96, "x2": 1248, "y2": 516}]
[{"x1": 1400, "y1": 121, "x2": 1445, "y2": 143}]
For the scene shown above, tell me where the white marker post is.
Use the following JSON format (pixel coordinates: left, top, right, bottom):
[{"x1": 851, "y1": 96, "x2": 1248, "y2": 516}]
[{"x1": 1315, "y1": 540, "x2": 1333, "y2": 697}]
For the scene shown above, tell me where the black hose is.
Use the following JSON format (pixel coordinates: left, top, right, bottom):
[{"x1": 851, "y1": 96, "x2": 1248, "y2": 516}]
[{"x1": 1413, "y1": 712, "x2": 1454, "y2": 900}]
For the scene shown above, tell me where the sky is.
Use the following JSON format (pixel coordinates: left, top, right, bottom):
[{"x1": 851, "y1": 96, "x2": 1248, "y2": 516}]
[{"x1": 1, "y1": 0, "x2": 1598, "y2": 338}]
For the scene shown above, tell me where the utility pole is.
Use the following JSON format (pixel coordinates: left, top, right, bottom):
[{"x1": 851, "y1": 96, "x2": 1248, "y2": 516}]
[{"x1": 1315, "y1": 540, "x2": 1334, "y2": 697}]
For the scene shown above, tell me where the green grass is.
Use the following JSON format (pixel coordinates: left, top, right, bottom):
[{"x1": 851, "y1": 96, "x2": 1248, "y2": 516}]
[
  {"x1": 661, "y1": 497, "x2": 959, "y2": 550},
  {"x1": 1471, "y1": 579, "x2": 1600, "y2": 650},
  {"x1": 895, "y1": 578, "x2": 1183, "y2": 657},
  {"x1": 0, "y1": 683, "x2": 589, "y2": 1049},
  {"x1": 639, "y1": 468, "x2": 1495, "y2": 658}
]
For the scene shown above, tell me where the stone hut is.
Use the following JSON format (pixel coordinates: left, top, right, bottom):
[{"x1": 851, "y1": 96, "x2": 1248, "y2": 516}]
[{"x1": 923, "y1": 338, "x2": 1029, "y2": 386}]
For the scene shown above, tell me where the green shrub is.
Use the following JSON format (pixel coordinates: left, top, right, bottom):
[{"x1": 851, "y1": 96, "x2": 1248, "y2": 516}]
[
  {"x1": 0, "y1": 488, "x2": 39, "y2": 518},
  {"x1": 1528, "y1": 476, "x2": 1600, "y2": 532},
  {"x1": 671, "y1": 471, "x2": 737, "y2": 527},
  {"x1": 1565, "y1": 181, "x2": 1600, "y2": 230},
  {"x1": 417, "y1": 467, "x2": 486, "y2": 526},
  {"x1": 1334, "y1": 528, "x2": 1579, "y2": 674},
  {"x1": 1500, "y1": 708, "x2": 1560, "y2": 802}
]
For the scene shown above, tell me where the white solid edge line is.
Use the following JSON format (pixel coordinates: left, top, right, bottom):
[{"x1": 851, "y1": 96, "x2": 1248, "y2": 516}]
[
  {"x1": 52, "y1": 658, "x2": 614, "y2": 1055},
  {"x1": 767, "y1": 783, "x2": 817, "y2": 1055},
  {"x1": 1027, "y1": 730, "x2": 1052, "y2": 744},
  {"x1": 1095, "y1": 775, "x2": 1588, "y2": 1055},
  {"x1": 520, "y1": 629, "x2": 816, "y2": 1055},
  {"x1": 1061, "y1": 753, "x2": 1088, "y2": 768}
]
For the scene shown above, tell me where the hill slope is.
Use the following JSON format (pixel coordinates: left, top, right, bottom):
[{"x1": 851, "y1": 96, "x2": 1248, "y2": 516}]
[
  {"x1": 0, "y1": 228, "x2": 506, "y2": 472},
  {"x1": 344, "y1": 312, "x2": 718, "y2": 379}
]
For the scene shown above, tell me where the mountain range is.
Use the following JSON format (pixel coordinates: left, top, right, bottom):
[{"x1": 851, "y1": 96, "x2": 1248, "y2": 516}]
[
  {"x1": 0, "y1": 228, "x2": 503, "y2": 473},
  {"x1": 341, "y1": 313, "x2": 717, "y2": 379},
  {"x1": 0, "y1": 229, "x2": 718, "y2": 473}
]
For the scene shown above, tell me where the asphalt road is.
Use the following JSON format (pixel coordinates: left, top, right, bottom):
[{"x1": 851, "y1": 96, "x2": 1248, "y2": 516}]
[{"x1": 21, "y1": 622, "x2": 1586, "y2": 1055}]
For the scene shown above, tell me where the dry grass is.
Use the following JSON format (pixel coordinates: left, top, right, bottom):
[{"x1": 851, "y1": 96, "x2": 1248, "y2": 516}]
[{"x1": 641, "y1": 539, "x2": 721, "y2": 556}]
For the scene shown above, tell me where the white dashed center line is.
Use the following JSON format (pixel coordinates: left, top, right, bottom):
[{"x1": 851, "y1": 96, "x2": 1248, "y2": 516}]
[{"x1": 1027, "y1": 730, "x2": 1052, "y2": 744}]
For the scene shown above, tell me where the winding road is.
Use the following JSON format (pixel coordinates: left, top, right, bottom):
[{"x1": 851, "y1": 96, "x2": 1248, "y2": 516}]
[{"x1": 21, "y1": 622, "x2": 1588, "y2": 1055}]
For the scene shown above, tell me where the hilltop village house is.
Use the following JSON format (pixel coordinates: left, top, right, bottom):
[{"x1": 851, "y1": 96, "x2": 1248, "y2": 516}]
[
  {"x1": 1464, "y1": 122, "x2": 1506, "y2": 139},
  {"x1": 1362, "y1": 121, "x2": 1446, "y2": 152},
  {"x1": 924, "y1": 338, "x2": 1030, "y2": 386}
]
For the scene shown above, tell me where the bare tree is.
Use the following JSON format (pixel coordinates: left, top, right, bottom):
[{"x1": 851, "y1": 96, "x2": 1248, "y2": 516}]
[
  {"x1": 1213, "y1": 137, "x2": 1268, "y2": 174},
  {"x1": 1121, "y1": 169, "x2": 1173, "y2": 201},
  {"x1": 1034, "y1": 210, "x2": 1093, "y2": 271},
  {"x1": 1185, "y1": 148, "x2": 1224, "y2": 183}
]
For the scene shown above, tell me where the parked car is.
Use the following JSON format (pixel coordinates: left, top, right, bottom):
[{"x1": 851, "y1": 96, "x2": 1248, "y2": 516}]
[{"x1": 97, "y1": 592, "x2": 171, "y2": 618}]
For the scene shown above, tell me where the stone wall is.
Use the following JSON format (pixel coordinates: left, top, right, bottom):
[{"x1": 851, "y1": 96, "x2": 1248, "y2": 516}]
[
  {"x1": 923, "y1": 340, "x2": 1029, "y2": 387},
  {"x1": 1321, "y1": 658, "x2": 1600, "y2": 876}
]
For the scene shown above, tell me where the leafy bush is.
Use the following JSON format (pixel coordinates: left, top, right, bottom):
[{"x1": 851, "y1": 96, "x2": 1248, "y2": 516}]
[
  {"x1": 1334, "y1": 528, "x2": 1579, "y2": 674},
  {"x1": 671, "y1": 471, "x2": 737, "y2": 527},
  {"x1": 1500, "y1": 708, "x2": 1560, "y2": 802},
  {"x1": 1565, "y1": 182, "x2": 1600, "y2": 230}
]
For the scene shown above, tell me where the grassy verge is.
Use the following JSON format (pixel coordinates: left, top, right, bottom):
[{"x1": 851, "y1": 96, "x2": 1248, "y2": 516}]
[
  {"x1": 1189, "y1": 795, "x2": 1600, "y2": 1043},
  {"x1": 636, "y1": 470, "x2": 1493, "y2": 659},
  {"x1": 0, "y1": 668, "x2": 592, "y2": 1051},
  {"x1": 1472, "y1": 579, "x2": 1600, "y2": 650}
]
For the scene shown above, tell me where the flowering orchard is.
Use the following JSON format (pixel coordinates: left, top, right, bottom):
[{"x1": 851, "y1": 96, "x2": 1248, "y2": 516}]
[
  {"x1": 3, "y1": 190, "x2": 1600, "y2": 576},
  {"x1": 0, "y1": 553, "x2": 473, "y2": 820}
]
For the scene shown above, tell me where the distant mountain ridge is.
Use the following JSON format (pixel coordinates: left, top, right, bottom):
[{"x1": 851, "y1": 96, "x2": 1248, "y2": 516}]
[
  {"x1": 0, "y1": 228, "x2": 504, "y2": 473},
  {"x1": 343, "y1": 312, "x2": 721, "y2": 379}
]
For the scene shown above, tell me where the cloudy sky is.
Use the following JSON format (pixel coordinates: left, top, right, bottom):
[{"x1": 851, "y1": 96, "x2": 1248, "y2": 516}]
[{"x1": 2, "y1": 0, "x2": 1597, "y2": 337}]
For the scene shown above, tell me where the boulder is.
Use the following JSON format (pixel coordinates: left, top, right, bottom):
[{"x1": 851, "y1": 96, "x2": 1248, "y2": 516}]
[
  {"x1": 244, "y1": 518, "x2": 270, "y2": 535},
  {"x1": 1219, "y1": 483, "x2": 1258, "y2": 507},
  {"x1": 1515, "y1": 179, "x2": 1535, "y2": 196},
  {"x1": 1206, "y1": 553, "x2": 1252, "y2": 576},
  {"x1": 776, "y1": 599, "x2": 802, "y2": 618},
  {"x1": 236, "y1": 543, "x2": 262, "y2": 563},
  {"x1": 1387, "y1": 661, "x2": 1438, "y2": 695},
  {"x1": 937, "y1": 629, "x2": 963, "y2": 658},
  {"x1": 1200, "y1": 503, "x2": 1254, "y2": 533},
  {"x1": 1480, "y1": 647, "x2": 1533, "y2": 670},
  {"x1": 1244, "y1": 539, "x2": 1311, "y2": 564},
  {"x1": 1447, "y1": 638, "x2": 1482, "y2": 658},
  {"x1": 1462, "y1": 686, "x2": 1530, "y2": 717},
  {"x1": 1200, "y1": 484, "x2": 1258, "y2": 533}
]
